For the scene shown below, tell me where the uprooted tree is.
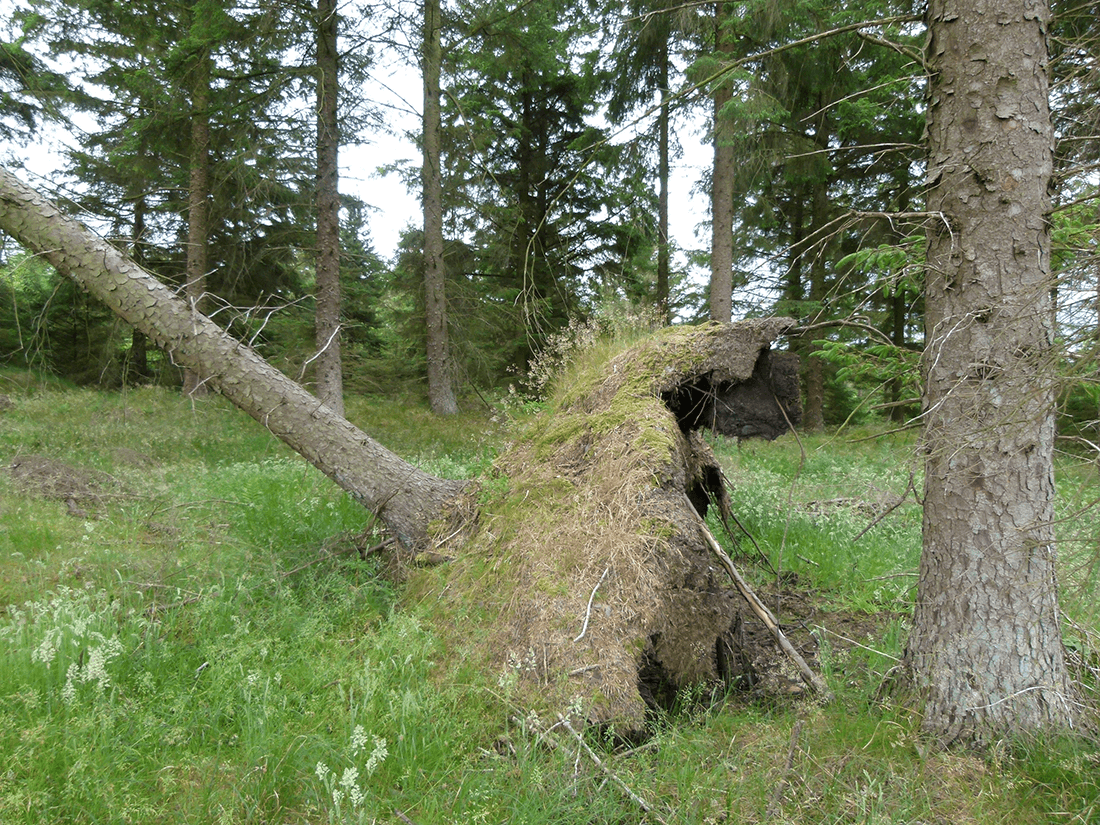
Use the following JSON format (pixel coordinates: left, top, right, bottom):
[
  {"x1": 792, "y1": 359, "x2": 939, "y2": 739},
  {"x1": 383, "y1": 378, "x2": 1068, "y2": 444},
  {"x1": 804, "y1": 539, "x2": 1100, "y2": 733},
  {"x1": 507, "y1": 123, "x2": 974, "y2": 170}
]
[{"x1": 0, "y1": 165, "x2": 809, "y2": 728}]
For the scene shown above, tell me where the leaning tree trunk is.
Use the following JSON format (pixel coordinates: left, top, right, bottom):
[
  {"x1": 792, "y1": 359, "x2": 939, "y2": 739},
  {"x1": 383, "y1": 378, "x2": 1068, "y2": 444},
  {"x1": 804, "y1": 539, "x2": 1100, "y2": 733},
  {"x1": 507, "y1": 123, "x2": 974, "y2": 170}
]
[
  {"x1": 0, "y1": 166, "x2": 465, "y2": 545},
  {"x1": 901, "y1": 0, "x2": 1078, "y2": 746}
]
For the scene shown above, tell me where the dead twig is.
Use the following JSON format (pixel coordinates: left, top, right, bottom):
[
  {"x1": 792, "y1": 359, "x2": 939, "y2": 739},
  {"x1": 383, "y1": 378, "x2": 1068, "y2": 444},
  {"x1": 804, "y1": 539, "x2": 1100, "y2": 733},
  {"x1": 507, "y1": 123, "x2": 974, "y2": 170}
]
[
  {"x1": 556, "y1": 715, "x2": 668, "y2": 825},
  {"x1": 360, "y1": 536, "x2": 397, "y2": 558},
  {"x1": 573, "y1": 566, "x2": 610, "y2": 642},
  {"x1": 714, "y1": 474, "x2": 776, "y2": 576},
  {"x1": 816, "y1": 626, "x2": 901, "y2": 662},
  {"x1": 682, "y1": 493, "x2": 834, "y2": 702},
  {"x1": 765, "y1": 719, "x2": 805, "y2": 818},
  {"x1": 852, "y1": 470, "x2": 917, "y2": 543}
]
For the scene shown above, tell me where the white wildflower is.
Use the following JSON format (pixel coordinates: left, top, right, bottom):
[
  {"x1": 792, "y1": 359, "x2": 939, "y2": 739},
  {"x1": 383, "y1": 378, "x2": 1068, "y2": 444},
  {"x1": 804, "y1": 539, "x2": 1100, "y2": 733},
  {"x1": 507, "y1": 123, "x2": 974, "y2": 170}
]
[
  {"x1": 364, "y1": 736, "x2": 388, "y2": 775},
  {"x1": 315, "y1": 761, "x2": 331, "y2": 782},
  {"x1": 350, "y1": 724, "x2": 369, "y2": 755},
  {"x1": 31, "y1": 629, "x2": 61, "y2": 665},
  {"x1": 338, "y1": 767, "x2": 360, "y2": 808},
  {"x1": 83, "y1": 636, "x2": 123, "y2": 692},
  {"x1": 339, "y1": 766, "x2": 359, "y2": 789},
  {"x1": 61, "y1": 663, "x2": 78, "y2": 704}
]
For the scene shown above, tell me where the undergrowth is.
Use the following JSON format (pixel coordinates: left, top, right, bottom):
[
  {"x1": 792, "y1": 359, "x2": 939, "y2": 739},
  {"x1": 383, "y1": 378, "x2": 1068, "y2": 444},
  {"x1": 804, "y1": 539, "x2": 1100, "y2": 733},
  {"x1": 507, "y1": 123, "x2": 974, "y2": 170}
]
[{"x1": 1, "y1": 370, "x2": 1099, "y2": 823}]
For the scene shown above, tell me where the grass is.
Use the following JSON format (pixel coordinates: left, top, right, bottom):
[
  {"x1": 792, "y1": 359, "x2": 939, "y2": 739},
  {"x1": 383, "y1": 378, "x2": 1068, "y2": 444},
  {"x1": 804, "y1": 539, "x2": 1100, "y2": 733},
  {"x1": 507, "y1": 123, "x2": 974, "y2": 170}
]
[
  {"x1": 715, "y1": 426, "x2": 924, "y2": 613},
  {"x1": 2, "y1": 369, "x2": 1099, "y2": 823}
]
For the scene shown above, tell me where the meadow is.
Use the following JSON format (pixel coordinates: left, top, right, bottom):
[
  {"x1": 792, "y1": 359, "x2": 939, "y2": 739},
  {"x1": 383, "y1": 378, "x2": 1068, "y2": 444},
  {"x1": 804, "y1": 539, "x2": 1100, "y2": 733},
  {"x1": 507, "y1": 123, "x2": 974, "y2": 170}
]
[{"x1": 2, "y1": 367, "x2": 1099, "y2": 824}]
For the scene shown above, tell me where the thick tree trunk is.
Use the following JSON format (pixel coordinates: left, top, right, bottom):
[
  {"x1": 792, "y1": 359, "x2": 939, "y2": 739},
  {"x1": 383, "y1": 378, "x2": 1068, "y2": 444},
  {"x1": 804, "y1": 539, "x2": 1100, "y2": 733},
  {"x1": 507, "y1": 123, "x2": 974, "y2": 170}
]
[
  {"x1": 314, "y1": 0, "x2": 345, "y2": 418},
  {"x1": 709, "y1": 1, "x2": 735, "y2": 323},
  {"x1": 126, "y1": 194, "x2": 150, "y2": 385},
  {"x1": 183, "y1": 47, "x2": 212, "y2": 399},
  {"x1": 901, "y1": 0, "x2": 1078, "y2": 746},
  {"x1": 422, "y1": 0, "x2": 458, "y2": 415},
  {"x1": 0, "y1": 166, "x2": 466, "y2": 545}
]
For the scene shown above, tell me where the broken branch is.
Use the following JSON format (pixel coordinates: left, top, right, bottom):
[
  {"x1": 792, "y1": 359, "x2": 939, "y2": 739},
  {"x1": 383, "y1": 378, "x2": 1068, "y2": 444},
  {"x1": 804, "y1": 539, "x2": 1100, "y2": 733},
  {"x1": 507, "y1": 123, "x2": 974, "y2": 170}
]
[{"x1": 681, "y1": 493, "x2": 834, "y2": 702}]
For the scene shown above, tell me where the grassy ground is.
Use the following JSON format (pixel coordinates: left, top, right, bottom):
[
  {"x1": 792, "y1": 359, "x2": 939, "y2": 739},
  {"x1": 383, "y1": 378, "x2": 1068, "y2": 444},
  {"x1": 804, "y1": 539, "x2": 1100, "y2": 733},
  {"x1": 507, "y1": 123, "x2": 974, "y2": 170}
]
[{"x1": 1, "y1": 368, "x2": 1099, "y2": 824}]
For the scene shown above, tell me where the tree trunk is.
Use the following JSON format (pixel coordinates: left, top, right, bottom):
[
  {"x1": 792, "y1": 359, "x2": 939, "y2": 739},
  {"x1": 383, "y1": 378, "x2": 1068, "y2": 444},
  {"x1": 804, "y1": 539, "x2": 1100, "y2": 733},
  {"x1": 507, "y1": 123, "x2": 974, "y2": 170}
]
[
  {"x1": 888, "y1": 286, "x2": 907, "y2": 423},
  {"x1": 0, "y1": 166, "x2": 466, "y2": 545},
  {"x1": 901, "y1": 0, "x2": 1078, "y2": 746},
  {"x1": 801, "y1": 179, "x2": 828, "y2": 432},
  {"x1": 422, "y1": 0, "x2": 458, "y2": 415},
  {"x1": 126, "y1": 193, "x2": 150, "y2": 385},
  {"x1": 657, "y1": 42, "x2": 671, "y2": 323},
  {"x1": 183, "y1": 45, "x2": 212, "y2": 399},
  {"x1": 314, "y1": 0, "x2": 345, "y2": 418},
  {"x1": 709, "y1": 1, "x2": 735, "y2": 323}
]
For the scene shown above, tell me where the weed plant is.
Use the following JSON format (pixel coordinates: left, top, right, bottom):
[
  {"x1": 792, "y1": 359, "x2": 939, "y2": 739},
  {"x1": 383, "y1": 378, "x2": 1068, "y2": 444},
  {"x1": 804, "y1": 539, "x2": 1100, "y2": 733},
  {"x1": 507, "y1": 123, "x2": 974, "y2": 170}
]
[{"x1": 1, "y1": 372, "x2": 1099, "y2": 823}]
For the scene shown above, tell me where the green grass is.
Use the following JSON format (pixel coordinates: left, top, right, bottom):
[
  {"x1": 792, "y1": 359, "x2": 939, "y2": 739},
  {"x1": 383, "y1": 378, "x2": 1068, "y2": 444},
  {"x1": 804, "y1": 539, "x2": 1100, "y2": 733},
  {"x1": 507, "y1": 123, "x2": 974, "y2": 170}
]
[
  {"x1": 1, "y1": 374, "x2": 1099, "y2": 823},
  {"x1": 715, "y1": 426, "x2": 924, "y2": 613}
]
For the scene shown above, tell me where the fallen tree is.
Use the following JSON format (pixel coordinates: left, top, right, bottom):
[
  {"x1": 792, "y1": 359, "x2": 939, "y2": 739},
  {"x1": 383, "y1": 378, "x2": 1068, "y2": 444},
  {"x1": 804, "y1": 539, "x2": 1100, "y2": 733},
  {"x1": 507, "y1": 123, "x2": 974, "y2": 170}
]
[
  {"x1": 0, "y1": 166, "x2": 464, "y2": 544},
  {"x1": 0, "y1": 166, "x2": 806, "y2": 729},
  {"x1": 411, "y1": 318, "x2": 805, "y2": 727}
]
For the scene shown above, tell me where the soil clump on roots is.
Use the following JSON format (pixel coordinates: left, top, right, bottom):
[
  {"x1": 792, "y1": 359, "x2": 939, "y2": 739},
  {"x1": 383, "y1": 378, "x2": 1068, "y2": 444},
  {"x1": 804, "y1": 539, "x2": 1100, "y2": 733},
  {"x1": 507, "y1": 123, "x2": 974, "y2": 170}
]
[{"x1": 410, "y1": 319, "x2": 809, "y2": 733}]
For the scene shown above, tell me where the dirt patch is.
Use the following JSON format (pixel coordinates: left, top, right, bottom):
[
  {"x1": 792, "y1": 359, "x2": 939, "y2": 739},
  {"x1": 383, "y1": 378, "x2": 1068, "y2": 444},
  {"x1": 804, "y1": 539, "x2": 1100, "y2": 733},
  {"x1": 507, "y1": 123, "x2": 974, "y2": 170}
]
[
  {"x1": 113, "y1": 447, "x2": 159, "y2": 469},
  {"x1": 8, "y1": 454, "x2": 128, "y2": 514},
  {"x1": 730, "y1": 583, "x2": 899, "y2": 699}
]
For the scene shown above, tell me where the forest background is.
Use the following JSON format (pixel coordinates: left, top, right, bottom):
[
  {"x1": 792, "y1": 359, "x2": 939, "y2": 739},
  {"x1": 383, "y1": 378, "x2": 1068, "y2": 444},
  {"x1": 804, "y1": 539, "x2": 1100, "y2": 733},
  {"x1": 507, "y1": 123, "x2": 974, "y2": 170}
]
[
  {"x1": 4, "y1": 0, "x2": 1092, "y2": 428},
  {"x1": 2, "y1": 0, "x2": 1100, "y2": 820}
]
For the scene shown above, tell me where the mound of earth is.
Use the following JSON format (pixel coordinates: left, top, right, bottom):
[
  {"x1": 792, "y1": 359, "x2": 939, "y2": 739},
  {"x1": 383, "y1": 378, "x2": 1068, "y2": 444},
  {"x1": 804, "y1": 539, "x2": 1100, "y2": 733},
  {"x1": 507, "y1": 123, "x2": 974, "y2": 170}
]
[
  {"x1": 8, "y1": 454, "x2": 126, "y2": 515},
  {"x1": 412, "y1": 319, "x2": 808, "y2": 732}
]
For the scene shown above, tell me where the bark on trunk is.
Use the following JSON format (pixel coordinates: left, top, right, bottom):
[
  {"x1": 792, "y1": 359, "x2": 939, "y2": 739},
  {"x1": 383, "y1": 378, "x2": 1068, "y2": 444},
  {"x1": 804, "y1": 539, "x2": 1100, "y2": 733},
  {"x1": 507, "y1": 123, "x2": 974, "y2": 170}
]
[
  {"x1": 183, "y1": 46, "x2": 212, "y2": 399},
  {"x1": 422, "y1": 0, "x2": 458, "y2": 415},
  {"x1": 657, "y1": 44, "x2": 671, "y2": 323},
  {"x1": 902, "y1": 0, "x2": 1078, "y2": 746},
  {"x1": 709, "y1": 1, "x2": 735, "y2": 323},
  {"x1": 0, "y1": 166, "x2": 466, "y2": 545},
  {"x1": 127, "y1": 194, "x2": 150, "y2": 385},
  {"x1": 889, "y1": 287, "x2": 907, "y2": 423},
  {"x1": 801, "y1": 179, "x2": 828, "y2": 432},
  {"x1": 314, "y1": 0, "x2": 345, "y2": 418}
]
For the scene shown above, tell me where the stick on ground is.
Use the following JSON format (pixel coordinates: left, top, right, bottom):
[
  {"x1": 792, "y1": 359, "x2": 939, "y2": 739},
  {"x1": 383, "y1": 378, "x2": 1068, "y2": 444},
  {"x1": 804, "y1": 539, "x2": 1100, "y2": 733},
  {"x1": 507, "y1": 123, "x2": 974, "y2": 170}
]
[
  {"x1": 765, "y1": 719, "x2": 805, "y2": 818},
  {"x1": 556, "y1": 715, "x2": 668, "y2": 825},
  {"x1": 681, "y1": 493, "x2": 834, "y2": 702}
]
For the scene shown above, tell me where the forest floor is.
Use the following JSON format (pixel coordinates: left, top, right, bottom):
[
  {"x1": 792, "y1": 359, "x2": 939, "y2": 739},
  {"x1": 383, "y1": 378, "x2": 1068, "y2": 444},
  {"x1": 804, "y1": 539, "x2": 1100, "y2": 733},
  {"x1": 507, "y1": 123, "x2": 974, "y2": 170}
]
[{"x1": 2, "y1": 367, "x2": 1100, "y2": 824}]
